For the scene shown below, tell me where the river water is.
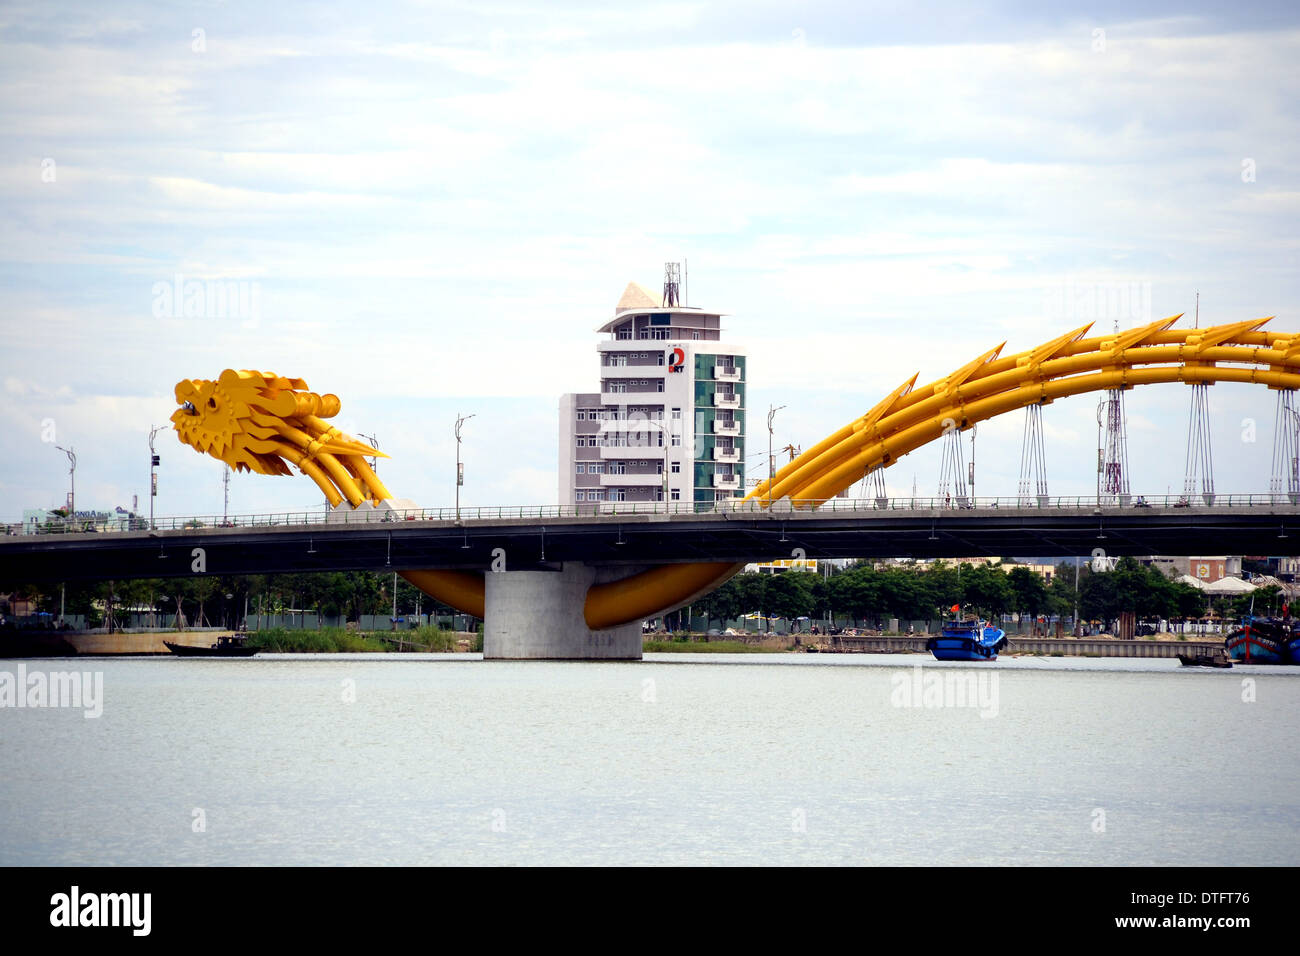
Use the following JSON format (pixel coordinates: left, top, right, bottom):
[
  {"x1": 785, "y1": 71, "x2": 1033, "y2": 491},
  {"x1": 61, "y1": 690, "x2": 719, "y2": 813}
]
[{"x1": 1, "y1": 654, "x2": 1296, "y2": 866}]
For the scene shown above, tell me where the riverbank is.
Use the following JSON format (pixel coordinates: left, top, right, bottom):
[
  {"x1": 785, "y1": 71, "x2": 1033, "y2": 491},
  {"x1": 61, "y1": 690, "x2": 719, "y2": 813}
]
[
  {"x1": 641, "y1": 639, "x2": 788, "y2": 653},
  {"x1": 644, "y1": 630, "x2": 1229, "y2": 659},
  {"x1": 0, "y1": 625, "x2": 482, "y2": 656}
]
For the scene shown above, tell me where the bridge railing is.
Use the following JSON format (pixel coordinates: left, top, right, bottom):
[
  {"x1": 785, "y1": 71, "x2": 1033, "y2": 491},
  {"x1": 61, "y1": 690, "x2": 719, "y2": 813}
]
[{"x1": 11, "y1": 492, "x2": 1299, "y2": 535}]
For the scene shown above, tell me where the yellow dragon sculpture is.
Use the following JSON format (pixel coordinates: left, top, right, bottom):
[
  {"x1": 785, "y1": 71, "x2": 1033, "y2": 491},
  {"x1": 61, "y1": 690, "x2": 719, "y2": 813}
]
[{"x1": 173, "y1": 315, "x2": 1295, "y2": 629}]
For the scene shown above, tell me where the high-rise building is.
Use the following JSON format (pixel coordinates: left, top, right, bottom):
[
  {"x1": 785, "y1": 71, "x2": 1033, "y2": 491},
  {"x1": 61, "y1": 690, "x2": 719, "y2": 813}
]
[{"x1": 559, "y1": 274, "x2": 747, "y2": 511}]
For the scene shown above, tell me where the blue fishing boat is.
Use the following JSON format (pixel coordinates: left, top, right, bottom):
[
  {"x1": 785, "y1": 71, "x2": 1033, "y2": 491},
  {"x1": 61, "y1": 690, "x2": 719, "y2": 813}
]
[
  {"x1": 1224, "y1": 618, "x2": 1287, "y2": 664},
  {"x1": 927, "y1": 617, "x2": 1007, "y2": 661}
]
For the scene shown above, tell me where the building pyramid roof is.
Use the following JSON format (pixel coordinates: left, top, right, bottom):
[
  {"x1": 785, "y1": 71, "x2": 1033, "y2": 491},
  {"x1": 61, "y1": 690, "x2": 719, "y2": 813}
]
[{"x1": 615, "y1": 282, "x2": 662, "y2": 312}]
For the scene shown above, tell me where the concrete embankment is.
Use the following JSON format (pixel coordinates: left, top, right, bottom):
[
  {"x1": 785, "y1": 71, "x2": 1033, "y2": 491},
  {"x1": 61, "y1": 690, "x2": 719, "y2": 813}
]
[{"x1": 0, "y1": 630, "x2": 227, "y2": 656}]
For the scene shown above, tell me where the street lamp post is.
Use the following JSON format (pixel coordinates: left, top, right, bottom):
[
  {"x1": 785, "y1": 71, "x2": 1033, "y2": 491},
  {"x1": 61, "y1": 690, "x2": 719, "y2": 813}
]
[
  {"x1": 766, "y1": 405, "x2": 785, "y2": 508},
  {"x1": 969, "y1": 424, "x2": 977, "y2": 504},
  {"x1": 54, "y1": 445, "x2": 76, "y2": 517},
  {"x1": 644, "y1": 416, "x2": 672, "y2": 513},
  {"x1": 357, "y1": 433, "x2": 379, "y2": 474},
  {"x1": 148, "y1": 425, "x2": 162, "y2": 530},
  {"x1": 455, "y1": 413, "x2": 476, "y2": 522}
]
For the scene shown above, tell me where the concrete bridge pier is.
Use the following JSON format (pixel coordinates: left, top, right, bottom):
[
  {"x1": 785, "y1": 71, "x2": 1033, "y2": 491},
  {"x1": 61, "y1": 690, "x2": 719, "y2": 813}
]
[{"x1": 483, "y1": 563, "x2": 642, "y2": 660}]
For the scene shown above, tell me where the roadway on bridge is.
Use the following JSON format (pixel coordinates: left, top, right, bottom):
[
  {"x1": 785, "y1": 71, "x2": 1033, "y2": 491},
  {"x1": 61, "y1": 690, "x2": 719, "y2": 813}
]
[{"x1": 4, "y1": 501, "x2": 1300, "y2": 583}]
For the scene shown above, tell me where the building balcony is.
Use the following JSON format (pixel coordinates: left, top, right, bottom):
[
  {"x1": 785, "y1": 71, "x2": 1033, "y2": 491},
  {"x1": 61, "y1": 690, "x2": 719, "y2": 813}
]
[
  {"x1": 713, "y1": 473, "x2": 740, "y2": 490},
  {"x1": 599, "y1": 443, "x2": 664, "y2": 459},
  {"x1": 601, "y1": 390, "x2": 664, "y2": 406},
  {"x1": 600, "y1": 365, "x2": 665, "y2": 379},
  {"x1": 713, "y1": 392, "x2": 739, "y2": 408},
  {"x1": 713, "y1": 447, "x2": 739, "y2": 463},
  {"x1": 714, "y1": 366, "x2": 740, "y2": 382},
  {"x1": 598, "y1": 416, "x2": 665, "y2": 432},
  {"x1": 713, "y1": 420, "x2": 740, "y2": 436},
  {"x1": 601, "y1": 472, "x2": 665, "y2": 487}
]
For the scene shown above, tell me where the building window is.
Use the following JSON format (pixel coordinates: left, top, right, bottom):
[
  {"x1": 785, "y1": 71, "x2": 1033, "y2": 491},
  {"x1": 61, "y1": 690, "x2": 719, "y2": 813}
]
[
  {"x1": 671, "y1": 462, "x2": 680, "y2": 473},
  {"x1": 576, "y1": 491, "x2": 586, "y2": 502},
  {"x1": 576, "y1": 464, "x2": 585, "y2": 474},
  {"x1": 577, "y1": 410, "x2": 586, "y2": 421},
  {"x1": 671, "y1": 489, "x2": 681, "y2": 500},
  {"x1": 671, "y1": 435, "x2": 681, "y2": 447},
  {"x1": 591, "y1": 463, "x2": 604, "y2": 474},
  {"x1": 657, "y1": 381, "x2": 664, "y2": 392},
  {"x1": 671, "y1": 408, "x2": 681, "y2": 420}
]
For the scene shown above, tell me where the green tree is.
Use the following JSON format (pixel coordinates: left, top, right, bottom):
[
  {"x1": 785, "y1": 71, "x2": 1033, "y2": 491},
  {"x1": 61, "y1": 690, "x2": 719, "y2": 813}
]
[
  {"x1": 766, "y1": 571, "x2": 815, "y2": 624},
  {"x1": 877, "y1": 567, "x2": 926, "y2": 622},
  {"x1": 1007, "y1": 566, "x2": 1050, "y2": 629},
  {"x1": 921, "y1": 561, "x2": 962, "y2": 626},
  {"x1": 830, "y1": 564, "x2": 879, "y2": 626},
  {"x1": 960, "y1": 563, "x2": 1011, "y2": 619},
  {"x1": 697, "y1": 575, "x2": 744, "y2": 629},
  {"x1": 732, "y1": 573, "x2": 769, "y2": 630}
]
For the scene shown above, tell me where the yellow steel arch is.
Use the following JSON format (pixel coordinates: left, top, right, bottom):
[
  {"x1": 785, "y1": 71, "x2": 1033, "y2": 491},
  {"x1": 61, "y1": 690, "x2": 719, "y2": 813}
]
[{"x1": 171, "y1": 316, "x2": 1298, "y2": 630}]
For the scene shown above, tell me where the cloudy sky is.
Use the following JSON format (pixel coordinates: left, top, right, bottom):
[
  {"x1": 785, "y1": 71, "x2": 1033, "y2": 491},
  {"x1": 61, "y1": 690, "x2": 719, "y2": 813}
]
[{"x1": 1, "y1": 1, "x2": 1297, "y2": 522}]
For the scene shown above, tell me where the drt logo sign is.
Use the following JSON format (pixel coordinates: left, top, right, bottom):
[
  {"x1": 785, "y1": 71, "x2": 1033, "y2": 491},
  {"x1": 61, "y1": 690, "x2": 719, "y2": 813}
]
[{"x1": 666, "y1": 347, "x2": 685, "y2": 373}]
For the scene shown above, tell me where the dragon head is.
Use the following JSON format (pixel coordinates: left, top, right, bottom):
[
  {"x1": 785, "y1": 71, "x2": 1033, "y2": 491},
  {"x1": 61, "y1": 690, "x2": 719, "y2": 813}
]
[{"x1": 171, "y1": 369, "x2": 388, "y2": 506}]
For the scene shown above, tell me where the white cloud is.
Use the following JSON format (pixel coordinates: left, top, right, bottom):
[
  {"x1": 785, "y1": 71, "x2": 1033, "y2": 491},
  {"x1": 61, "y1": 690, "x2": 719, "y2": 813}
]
[{"x1": 0, "y1": 11, "x2": 1298, "y2": 519}]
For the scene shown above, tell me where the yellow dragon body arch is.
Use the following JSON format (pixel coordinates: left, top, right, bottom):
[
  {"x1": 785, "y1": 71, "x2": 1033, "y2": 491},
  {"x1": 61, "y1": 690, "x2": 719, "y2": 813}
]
[{"x1": 173, "y1": 315, "x2": 1296, "y2": 628}]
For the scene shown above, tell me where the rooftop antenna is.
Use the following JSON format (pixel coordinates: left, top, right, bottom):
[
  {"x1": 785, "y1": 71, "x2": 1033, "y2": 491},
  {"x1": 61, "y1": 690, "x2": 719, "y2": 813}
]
[
  {"x1": 663, "y1": 262, "x2": 681, "y2": 307},
  {"x1": 684, "y1": 257, "x2": 688, "y2": 306},
  {"x1": 1096, "y1": 311, "x2": 1130, "y2": 505}
]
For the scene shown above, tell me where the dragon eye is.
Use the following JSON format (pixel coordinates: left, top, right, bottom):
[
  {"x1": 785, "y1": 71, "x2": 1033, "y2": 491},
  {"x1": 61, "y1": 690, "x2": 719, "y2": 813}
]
[
  {"x1": 182, "y1": 401, "x2": 197, "y2": 415},
  {"x1": 208, "y1": 397, "x2": 217, "y2": 409}
]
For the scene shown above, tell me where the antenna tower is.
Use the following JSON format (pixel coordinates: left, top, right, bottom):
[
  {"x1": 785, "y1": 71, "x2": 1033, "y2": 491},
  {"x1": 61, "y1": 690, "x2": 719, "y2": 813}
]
[
  {"x1": 1182, "y1": 293, "x2": 1216, "y2": 504},
  {"x1": 663, "y1": 262, "x2": 681, "y2": 307},
  {"x1": 1097, "y1": 318, "x2": 1131, "y2": 504},
  {"x1": 1271, "y1": 389, "x2": 1300, "y2": 504}
]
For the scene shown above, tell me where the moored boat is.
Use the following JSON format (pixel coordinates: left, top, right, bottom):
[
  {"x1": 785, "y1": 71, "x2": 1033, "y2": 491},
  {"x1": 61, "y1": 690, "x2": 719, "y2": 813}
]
[
  {"x1": 927, "y1": 617, "x2": 1007, "y2": 661},
  {"x1": 1224, "y1": 618, "x2": 1286, "y2": 664},
  {"x1": 164, "y1": 634, "x2": 258, "y2": 657},
  {"x1": 1177, "y1": 653, "x2": 1232, "y2": 668}
]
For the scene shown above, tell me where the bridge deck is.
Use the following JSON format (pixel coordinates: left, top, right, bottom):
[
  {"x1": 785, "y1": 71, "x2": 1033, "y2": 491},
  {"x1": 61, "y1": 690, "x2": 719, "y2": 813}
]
[{"x1": 4, "y1": 502, "x2": 1300, "y2": 582}]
